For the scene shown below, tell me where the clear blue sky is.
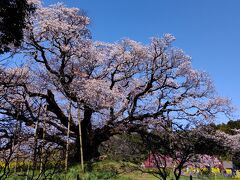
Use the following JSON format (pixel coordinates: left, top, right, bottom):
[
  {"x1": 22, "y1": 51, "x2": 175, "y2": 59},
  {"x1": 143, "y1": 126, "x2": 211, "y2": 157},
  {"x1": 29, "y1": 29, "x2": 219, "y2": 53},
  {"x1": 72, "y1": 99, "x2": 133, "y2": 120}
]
[{"x1": 44, "y1": 0, "x2": 240, "y2": 122}]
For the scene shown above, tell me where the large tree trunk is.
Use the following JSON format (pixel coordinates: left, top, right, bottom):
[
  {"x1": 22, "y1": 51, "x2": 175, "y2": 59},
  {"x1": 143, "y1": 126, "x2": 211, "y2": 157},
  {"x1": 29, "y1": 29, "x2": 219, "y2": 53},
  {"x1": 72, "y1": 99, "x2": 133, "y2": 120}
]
[
  {"x1": 81, "y1": 105, "x2": 94, "y2": 161},
  {"x1": 72, "y1": 136, "x2": 101, "y2": 162},
  {"x1": 71, "y1": 106, "x2": 114, "y2": 162},
  {"x1": 72, "y1": 106, "x2": 100, "y2": 162}
]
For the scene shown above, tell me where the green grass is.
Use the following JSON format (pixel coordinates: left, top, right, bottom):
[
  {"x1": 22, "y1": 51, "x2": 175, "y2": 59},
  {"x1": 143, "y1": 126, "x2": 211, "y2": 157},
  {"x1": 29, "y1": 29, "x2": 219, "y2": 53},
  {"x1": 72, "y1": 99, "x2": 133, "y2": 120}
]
[
  {"x1": 52, "y1": 161, "x2": 240, "y2": 180},
  {"x1": 1, "y1": 160, "x2": 239, "y2": 179},
  {"x1": 57, "y1": 160, "x2": 158, "y2": 180}
]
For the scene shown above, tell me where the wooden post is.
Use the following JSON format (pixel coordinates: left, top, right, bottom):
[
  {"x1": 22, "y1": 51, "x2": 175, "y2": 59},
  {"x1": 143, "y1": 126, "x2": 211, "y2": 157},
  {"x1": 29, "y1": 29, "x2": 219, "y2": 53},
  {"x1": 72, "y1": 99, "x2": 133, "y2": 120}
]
[
  {"x1": 78, "y1": 104, "x2": 84, "y2": 173},
  {"x1": 13, "y1": 110, "x2": 19, "y2": 178},
  {"x1": 32, "y1": 118, "x2": 39, "y2": 179},
  {"x1": 25, "y1": 163, "x2": 30, "y2": 180},
  {"x1": 64, "y1": 102, "x2": 71, "y2": 180},
  {"x1": 31, "y1": 102, "x2": 43, "y2": 179},
  {"x1": 40, "y1": 105, "x2": 47, "y2": 177},
  {"x1": 13, "y1": 104, "x2": 23, "y2": 178}
]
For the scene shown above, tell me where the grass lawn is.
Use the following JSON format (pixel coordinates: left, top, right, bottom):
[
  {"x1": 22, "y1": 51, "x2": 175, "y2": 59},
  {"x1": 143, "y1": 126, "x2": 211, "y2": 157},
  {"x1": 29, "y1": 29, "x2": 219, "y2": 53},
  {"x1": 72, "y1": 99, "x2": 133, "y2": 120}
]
[
  {"x1": 1, "y1": 160, "x2": 239, "y2": 179},
  {"x1": 53, "y1": 160, "x2": 240, "y2": 180}
]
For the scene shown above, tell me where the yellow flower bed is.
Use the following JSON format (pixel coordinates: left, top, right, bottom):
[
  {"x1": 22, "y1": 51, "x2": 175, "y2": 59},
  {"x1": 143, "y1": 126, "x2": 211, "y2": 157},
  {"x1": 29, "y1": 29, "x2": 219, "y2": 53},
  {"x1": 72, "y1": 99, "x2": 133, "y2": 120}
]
[
  {"x1": 0, "y1": 161, "x2": 33, "y2": 169},
  {"x1": 183, "y1": 167, "x2": 223, "y2": 175},
  {"x1": 211, "y1": 167, "x2": 221, "y2": 174},
  {"x1": 226, "y1": 168, "x2": 232, "y2": 175},
  {"x1": 235, "y1": 170, "x2": 240, "y2": 179}
]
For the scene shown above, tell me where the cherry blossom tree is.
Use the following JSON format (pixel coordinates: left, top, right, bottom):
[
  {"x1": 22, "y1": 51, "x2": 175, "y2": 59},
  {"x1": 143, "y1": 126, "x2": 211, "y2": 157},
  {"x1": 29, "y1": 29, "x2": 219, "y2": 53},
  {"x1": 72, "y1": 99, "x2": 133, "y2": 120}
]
[
  {"x1": 0, "y1": 2, "x2": 233, "y2": 161},
  {"x1": 141, "y1": 124, "x2": 235, "y2": 180}
]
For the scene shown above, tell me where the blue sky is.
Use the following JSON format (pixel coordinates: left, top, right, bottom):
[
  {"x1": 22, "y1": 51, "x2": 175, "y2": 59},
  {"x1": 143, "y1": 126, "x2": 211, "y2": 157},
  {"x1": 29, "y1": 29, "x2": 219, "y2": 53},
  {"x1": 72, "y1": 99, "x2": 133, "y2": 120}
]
[{"x1": 44, "y1": 0, "x2": 240, "y2": 122}]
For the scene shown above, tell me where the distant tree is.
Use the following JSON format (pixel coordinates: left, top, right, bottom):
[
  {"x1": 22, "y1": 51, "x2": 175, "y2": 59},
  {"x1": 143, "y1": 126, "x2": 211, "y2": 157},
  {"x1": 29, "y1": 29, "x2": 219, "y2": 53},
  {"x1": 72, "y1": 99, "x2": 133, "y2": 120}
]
[
  {"x1": 142, "y1": 125, "x2": 231, "y2": 180},
  {"x1": 0, "y1": 0, "x2": 36, "y2": 53},
  {"x1": 222, "y1": 129, "x2": 240, "y2": 168},
  {"x1": 215, "y1": 120, "x2": 240, "y2": 135},
  {"x1": 212, "y1": 120, "x2": 240, "y2": 168},
  {"x1": 99, "y1": 133, "x2": 147, "y2": 163}
]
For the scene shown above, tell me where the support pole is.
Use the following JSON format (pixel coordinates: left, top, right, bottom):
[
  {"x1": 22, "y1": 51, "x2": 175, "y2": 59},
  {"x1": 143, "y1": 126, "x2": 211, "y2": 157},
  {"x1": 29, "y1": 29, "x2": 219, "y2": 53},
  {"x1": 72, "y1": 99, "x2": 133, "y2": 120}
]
[
  {"x1": 78, "y1": 104, "x2": 84, "y2": 172},
  {"x1": 40, "y1": 105, "x2": 47, "y2": 177},
  {"x1": 64, "y1": 102, "x2": 71, "y2": 180}
]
